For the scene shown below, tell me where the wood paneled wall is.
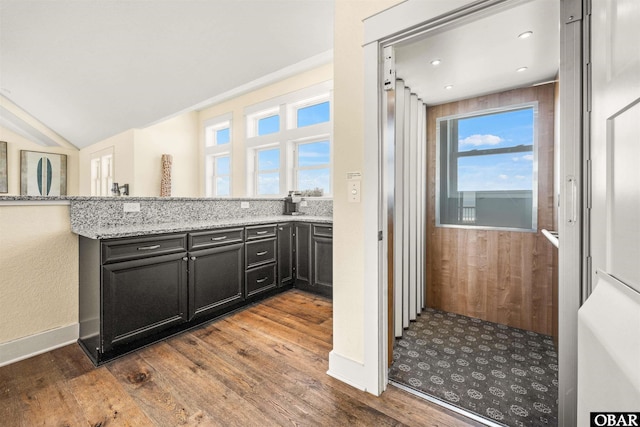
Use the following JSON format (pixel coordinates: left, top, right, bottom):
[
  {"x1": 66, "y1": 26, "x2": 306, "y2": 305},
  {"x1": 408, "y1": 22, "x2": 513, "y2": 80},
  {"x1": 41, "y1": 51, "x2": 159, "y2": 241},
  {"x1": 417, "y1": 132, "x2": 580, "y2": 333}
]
[{"x1": 425, "y1": 84, "x2": 556, "y2": 336}]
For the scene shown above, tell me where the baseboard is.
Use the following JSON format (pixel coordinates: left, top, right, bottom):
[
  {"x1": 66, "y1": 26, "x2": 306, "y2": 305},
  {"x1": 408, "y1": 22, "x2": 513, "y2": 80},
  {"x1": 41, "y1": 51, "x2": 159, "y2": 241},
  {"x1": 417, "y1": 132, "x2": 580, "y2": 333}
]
[
  {"x1": 0, "y1": 323, "x2": 79, "y2": 367},
  {"x1": 327, "y1": 350, "x2": 368, "y2": 391}
]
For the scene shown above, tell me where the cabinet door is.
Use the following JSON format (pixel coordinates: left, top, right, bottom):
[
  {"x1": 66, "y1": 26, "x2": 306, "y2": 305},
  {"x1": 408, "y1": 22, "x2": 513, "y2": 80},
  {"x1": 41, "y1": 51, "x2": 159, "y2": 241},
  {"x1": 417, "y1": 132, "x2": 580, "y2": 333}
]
[
  {"x1": 294, "y1": 223, "x2": 311, "y2": 285},
  {"x1": 189, "y1": 242, "x2": 244, "y2": 320},
  {"x1": 277, "y1": 223, "x2": 294, "y2": 286},
  {"x1": 312, "y1": 236, "x2": 333, "y2": 297},
  {"x1": 102, "y1": 252, "x2": 188, "y2": 352}
]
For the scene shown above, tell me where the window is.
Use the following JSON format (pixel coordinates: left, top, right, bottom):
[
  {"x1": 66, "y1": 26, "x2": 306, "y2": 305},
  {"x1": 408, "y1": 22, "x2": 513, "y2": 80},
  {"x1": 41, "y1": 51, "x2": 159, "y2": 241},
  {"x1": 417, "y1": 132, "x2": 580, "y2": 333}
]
[
  {"x1": 295, "y1": 139, "x2": 330, "y2": 196},
  {"x1": 206, "y1": 154, "x2": 231, "y2": 197},
  {"x1": 296, "y1": 101, "x2": 330, "y2": 128},
  {"x1": 436, "y1": 104, "x2": 537, "y2": 231},
  {"x1": 245, "y1": 81, "x2": 332, "y2": 196},
  {"x1": 90, "y1": 147, "x2": 114, "y2": 196},
  {"x1": 204, "y1": 113, "x2": 232, "y2": 197},
  {"x1": 256, "y1": 147, "x2": 280, "y2": 195}
]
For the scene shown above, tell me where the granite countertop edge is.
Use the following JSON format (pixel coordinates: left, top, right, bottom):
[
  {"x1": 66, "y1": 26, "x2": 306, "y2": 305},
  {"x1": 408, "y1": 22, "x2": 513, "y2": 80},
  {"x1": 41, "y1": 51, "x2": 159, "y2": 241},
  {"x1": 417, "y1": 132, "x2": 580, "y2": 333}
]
[{"x1": 73, "y1": 215, "x2": 333, "y2": 239}]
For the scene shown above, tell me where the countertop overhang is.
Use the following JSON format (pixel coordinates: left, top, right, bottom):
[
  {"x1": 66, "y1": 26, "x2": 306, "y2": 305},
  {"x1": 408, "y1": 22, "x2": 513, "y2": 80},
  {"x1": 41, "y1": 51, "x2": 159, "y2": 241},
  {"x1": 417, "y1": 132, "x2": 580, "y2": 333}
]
[{"x1": 73, "y1": 215, "x2": 332, "y2": 239}]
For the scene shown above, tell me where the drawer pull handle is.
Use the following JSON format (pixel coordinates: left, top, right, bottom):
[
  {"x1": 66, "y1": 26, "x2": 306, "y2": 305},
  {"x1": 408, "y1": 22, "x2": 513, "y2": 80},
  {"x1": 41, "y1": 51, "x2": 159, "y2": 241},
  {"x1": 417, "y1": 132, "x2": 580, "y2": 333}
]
[
  {"x1": 211, "y1": 236, "x2": 228, "y2": 241},
  {"x1": 256, "y1": 250, "x2": 268, "y2": 256},
  {"x1": 137, "y1": 245, "x2": 161, "y2": 251},
  {"x1": 256, "y1": 277, "x2": 269, "y2": 283},
  {"x1": 256, "y1": 231, "x2": 269, "y2": 235}
]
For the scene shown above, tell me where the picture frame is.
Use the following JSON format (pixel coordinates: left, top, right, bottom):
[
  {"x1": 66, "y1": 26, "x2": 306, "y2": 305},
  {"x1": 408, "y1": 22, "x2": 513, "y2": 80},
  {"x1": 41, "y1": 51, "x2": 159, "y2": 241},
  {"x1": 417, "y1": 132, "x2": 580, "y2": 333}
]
[
  {"x1": 20, "y1": 150, "x2": 67, "y2": 196},
  {"x1": 0, "y1": 141, "x2": 7, "y2": 193}
]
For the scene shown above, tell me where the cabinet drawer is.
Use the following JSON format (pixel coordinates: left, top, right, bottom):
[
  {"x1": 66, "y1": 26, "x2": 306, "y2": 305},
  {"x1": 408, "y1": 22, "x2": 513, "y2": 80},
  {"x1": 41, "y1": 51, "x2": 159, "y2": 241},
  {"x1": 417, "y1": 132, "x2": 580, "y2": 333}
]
[
  {"x1": 102, "y1": 234, "x2": 187, "y2": 264},
  {"x1": 246, "y1": 238, "x2": 276, "y2": 268},
  {"x1": 189, "y1": 228, "x2": 244, "y2": 250},
  {"x1": 313, "y1": 224, "x2": 333, "y2": 238},
  {"x1": 246, "y1": 263, "x2": 277, "y2": 297},
  {"x1": 245, "y1": 224, "x2": 276, "y2": 240}
]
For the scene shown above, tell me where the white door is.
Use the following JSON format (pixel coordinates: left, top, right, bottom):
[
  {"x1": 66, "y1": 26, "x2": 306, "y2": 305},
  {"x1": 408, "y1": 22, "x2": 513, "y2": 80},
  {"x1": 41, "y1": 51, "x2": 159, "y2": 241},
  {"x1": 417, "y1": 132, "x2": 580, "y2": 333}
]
[
  {"x1": 577, "y1": 0, "x2": 640, "y2": 422},
  {"x1": 589, "y1": 0, "x2": 640, "y2": 293}
]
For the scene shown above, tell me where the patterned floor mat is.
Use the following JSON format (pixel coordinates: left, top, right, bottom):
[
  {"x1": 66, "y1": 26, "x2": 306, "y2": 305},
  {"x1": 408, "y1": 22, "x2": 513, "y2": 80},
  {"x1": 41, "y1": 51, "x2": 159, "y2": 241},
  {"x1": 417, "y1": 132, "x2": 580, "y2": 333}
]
[{"x1": 389, "y1": 307, "x2": 558, "y2": 427}]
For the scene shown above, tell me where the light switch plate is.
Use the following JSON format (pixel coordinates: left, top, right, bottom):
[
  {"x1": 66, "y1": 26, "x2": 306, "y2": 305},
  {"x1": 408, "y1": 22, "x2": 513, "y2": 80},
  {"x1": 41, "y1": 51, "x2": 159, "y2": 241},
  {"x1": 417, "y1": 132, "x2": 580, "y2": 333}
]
[
  {"x1": 123, "y1": 202, "x2": 141, "y2": 212},
  {"x1": 348, "y1": 180, "x2": 361, "y2": 203},
  {"x1": 240, "y1": 202, "x2": 250, "y2": 209}
]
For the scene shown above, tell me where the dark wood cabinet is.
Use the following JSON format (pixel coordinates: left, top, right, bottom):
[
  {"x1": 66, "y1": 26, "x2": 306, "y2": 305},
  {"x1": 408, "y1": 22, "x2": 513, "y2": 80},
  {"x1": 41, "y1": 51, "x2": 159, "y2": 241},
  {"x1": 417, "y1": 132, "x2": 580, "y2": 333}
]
[
  {"x1": 312, "y1": 225, "x2": 333, "y2": 298},
  {"x1": 277, "y1": 223, "x2": 294, "y2": 286},
  {"x1": 294, "y1": 223, "x2": 311, "y2": 287},
  {"x1": 245, "y1": 224, "x2": 277, "y2": 298},
  {"x1": 293, "y1": 223, "x2": 332, "y2": 297},
  {"x1": 102, "y1": 252, "x2": 188, "y2": 352},
  {"x1": 78, "y1": 220, "x2": 331, "y2": 365},
  {"x1": 79, "y1": 234, "x2": 189, "y2": 364},
  {"x1": 189, "y1": 242, "x2": 244, "y2": 320}
]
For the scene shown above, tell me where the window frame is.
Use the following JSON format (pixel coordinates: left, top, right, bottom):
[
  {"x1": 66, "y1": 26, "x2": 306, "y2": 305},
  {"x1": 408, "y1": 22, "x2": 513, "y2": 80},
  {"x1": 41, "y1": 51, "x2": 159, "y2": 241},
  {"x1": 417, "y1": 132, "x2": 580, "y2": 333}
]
[
  {"x1": 244, "y1": 81, "x2": 333, "y2": 197},
  {"x1": 204, "y1": 113, "x2": 232, "y2": 197},
  {"x1": 435, "y1": 102, "x2": 539, "y2": 232},
  {"x1": 90, "y1": 146, "x2": 114, "y2": 196},
  {"x1": 293, "y1": 136, "x2": 332, "y2": 196}
]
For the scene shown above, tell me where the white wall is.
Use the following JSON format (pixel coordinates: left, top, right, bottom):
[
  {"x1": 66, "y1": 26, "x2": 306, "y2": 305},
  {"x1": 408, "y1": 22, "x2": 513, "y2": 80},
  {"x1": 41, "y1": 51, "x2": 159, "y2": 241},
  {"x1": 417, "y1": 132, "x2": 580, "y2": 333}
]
[
  {"x1": 78, "y1": 129, "x2": 135, "y2": 196},
  {"x1": 133, "y1": 112, "x2": 200, "y2": 197},
  {"x1": 0, "y1": 204, "x2": 78, "y2": 344},
  {"x1": 331, "y1": 0, "x2": 401, "y2": 367}
]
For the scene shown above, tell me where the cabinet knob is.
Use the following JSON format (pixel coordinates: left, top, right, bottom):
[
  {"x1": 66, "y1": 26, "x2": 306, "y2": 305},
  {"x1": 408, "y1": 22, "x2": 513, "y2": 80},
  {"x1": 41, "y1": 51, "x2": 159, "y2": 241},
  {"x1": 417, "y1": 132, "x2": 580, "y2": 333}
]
[
  {"x1": 190, "y1": 256, "x2": 196, "y2": 261},
  {"x1": 182, "y1": 257, "x2": 188, "y2": 261}
]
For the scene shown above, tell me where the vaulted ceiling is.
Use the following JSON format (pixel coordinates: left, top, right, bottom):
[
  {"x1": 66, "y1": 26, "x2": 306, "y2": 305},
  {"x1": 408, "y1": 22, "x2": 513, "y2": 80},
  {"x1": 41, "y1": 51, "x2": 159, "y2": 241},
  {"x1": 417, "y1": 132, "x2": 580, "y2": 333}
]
[{"x1": 0, "y1": 0, "x2": 334, "y2": 148}]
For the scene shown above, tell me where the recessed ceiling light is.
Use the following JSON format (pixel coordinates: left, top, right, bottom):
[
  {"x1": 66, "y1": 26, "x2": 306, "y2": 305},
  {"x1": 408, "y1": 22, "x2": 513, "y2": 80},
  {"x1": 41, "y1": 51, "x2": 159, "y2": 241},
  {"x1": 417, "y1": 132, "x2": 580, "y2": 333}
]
[
  {"x1": 518, "y1": 31, "x2": 533, "y2": 39},
  {"x1": 431, "y1": 59, "x2": 442, "y2": 66},
  {"x1": 516, "y1": 67, "x2": 528, "y2": 72},
  {"x1": 444, "y1": 85, "x2": 453, "y2": 90}
]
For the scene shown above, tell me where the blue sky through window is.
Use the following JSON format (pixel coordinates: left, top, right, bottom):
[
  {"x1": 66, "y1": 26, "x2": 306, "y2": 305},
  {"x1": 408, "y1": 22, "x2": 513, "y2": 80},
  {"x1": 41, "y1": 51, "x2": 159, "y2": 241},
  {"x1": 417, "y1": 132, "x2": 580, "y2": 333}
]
[
  {"x1": 258, "y1": 115, "x2": 280, "y2": 136},
  {"x1": 258, "y1": 148, "x2": 280, "y2": 171},
  {"x1": 456, "y1": 108, "x2": 534, "y2": 192},
  {"x1": 216, "y1": 156, "x2": 230, "y2": 175},
  {"x1": 298, "y1": 140, "x2": 329, "y2": 166},
  {"x1": 216, "y1": 128, "x2": 230, "y2": 145},
  {"x1": 297, "y1": 101, "x2": 330, "y2": 128}
]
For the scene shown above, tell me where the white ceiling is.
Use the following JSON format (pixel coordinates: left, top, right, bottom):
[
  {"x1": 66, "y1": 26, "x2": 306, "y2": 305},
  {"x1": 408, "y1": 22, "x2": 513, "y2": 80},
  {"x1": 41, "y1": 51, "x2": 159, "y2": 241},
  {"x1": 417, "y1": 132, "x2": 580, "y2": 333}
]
[
  {"x1": 0, "y1": 0, "x2": 334, "y2": 148},
  {"x1": 394, "y1": 0, "x2": 560, "y2": 105}
]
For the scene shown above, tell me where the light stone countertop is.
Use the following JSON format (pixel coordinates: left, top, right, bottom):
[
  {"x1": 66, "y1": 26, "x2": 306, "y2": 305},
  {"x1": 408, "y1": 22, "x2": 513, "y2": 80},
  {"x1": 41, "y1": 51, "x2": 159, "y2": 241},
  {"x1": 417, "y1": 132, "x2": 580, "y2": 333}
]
[{"x1": 73, "y1": 215, "x2": 332, "y2": 240}]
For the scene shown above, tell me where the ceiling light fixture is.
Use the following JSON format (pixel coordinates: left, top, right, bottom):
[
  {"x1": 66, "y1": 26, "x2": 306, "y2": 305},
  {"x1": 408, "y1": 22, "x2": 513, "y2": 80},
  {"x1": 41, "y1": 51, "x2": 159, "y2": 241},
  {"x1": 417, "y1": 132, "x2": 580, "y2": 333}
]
[
  {"x1": 444, "y1": 85, "x2": 453, "y2": 90},
  {"x1": 516, "y1": 67, "x2": 528, "y2": 72},
  {"x1": 518, "y1": 31, "x2": 533, "y2": 39},
  {"x1": 431, "y1": 59, "x2": 442, "y2": 66}
]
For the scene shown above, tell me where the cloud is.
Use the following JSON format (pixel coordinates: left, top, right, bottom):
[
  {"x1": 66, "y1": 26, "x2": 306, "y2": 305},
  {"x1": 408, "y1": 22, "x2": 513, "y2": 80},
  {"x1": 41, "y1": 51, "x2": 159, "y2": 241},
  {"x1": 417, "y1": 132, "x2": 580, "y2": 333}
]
[
  {"x1": 512, "y1": 154, "x2": 535, "y2": 162},
  {"x1": 459, "y1": 134, "x2": 503, "y2": 147},
  {"x1": 499, "y1": 174, "x2": 509, "y2": 180}
]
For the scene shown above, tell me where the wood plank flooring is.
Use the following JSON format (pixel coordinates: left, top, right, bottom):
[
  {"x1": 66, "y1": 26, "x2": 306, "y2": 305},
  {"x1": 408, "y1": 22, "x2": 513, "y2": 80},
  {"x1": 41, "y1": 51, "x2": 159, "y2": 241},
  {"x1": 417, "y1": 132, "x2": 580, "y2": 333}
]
[{"x1": 0, "y1": 290, "x2": 482, "y2": 426}]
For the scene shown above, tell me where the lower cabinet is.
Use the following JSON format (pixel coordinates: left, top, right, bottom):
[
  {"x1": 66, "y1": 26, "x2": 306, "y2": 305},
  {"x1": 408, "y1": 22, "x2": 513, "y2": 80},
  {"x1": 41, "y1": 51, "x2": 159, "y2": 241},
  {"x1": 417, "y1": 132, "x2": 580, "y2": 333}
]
[
  {"x1": 78, "y1": 220, "x2": 332, "y2": 365},
  {"x1": 102, "y1": 251, "x2": 188, "y2": 353},
  {"x1": 311, "y1": 224, "x2": 333, "y2": 298},
  {"x1": 293, "y1": 223, "x2": 333, "y2": 298},
  {"x1": 294, "y1": 223, "x2": 311, "y2": 287},
  {"x1": 277, "y1": 223, "x2": 294, "y2": 286},
  {"x1": 245, "y1": 224, "x2": 277, "y2": 297},
  {"x1": 189, "y1": 242, "x2": 244, "y2": 320}
]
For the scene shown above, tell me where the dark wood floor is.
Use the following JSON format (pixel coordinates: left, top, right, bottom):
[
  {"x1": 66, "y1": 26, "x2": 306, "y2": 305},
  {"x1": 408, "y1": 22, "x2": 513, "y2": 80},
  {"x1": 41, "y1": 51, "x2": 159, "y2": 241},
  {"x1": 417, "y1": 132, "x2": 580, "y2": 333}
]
[{"x1": 0, "y1": 290, "x2": 482, "y2": 426}]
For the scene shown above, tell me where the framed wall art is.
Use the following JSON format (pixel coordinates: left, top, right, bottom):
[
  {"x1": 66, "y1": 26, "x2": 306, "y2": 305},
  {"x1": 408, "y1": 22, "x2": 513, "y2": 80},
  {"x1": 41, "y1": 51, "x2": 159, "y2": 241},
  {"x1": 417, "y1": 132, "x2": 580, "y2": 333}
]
[
  {"x1": 20, "y1": 150, "x2": 67, "y2": 196},
  {"x1": 0, "y1": 141, "x2": 7, "y2": 193}
]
